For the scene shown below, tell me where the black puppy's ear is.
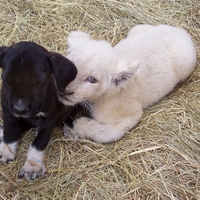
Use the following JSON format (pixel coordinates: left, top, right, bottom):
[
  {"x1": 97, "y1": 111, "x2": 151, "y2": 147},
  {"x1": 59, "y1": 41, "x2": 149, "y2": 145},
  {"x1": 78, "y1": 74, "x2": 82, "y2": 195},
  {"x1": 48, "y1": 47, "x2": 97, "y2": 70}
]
[
  {"x1": 48, "y1": 52, "x2": 77, "y2": 93},
  {"x1": 0, "y1": 46, "x2": 8, "y2": 68}
]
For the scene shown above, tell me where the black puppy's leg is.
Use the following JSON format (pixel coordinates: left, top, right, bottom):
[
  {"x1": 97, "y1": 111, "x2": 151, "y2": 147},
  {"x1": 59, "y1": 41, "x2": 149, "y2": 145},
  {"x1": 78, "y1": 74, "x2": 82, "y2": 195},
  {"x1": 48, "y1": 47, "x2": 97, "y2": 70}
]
[
  {"x1": 19, "y1": 116, "x2": 55, "y2": 181},
  {"x1": 0, "y1": 117, "x2": 33, "y2": 162},
  {"x1": 0, "y1": 128, "x2": 18, "y2": 162},
  {"x1": 0, "y1": 116, "x2": 30, "y2": 162}
]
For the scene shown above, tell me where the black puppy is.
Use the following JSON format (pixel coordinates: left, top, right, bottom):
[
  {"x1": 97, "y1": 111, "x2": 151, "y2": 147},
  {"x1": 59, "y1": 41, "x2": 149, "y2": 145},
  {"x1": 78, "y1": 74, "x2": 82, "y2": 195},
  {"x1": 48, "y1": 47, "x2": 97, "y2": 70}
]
[{"x1": 0, "y1": 41, "x2": 77, "y2": 180}]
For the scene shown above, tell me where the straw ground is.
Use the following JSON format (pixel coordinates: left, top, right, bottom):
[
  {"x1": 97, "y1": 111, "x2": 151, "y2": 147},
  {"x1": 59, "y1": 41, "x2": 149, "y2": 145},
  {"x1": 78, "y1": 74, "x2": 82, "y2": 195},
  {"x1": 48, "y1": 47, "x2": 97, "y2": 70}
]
[{"x1": 0, "y1": 0, "x2": 199, "y2": 199}]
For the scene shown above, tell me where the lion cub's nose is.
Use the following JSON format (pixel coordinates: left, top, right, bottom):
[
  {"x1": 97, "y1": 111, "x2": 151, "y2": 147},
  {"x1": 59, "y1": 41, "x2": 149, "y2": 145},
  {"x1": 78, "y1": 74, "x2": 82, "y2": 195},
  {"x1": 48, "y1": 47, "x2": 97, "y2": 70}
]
[{"x1": 64, "y1": 91, "x2": 74, "y2": 96}]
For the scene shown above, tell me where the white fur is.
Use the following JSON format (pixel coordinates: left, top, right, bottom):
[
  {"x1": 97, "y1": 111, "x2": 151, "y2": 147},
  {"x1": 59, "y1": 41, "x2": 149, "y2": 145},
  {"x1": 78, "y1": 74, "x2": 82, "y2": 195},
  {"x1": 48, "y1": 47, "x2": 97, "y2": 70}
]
[
  {"x1": 0, "y1": 141, "x2": 18, "y2": 162},
  {"x1": 0, "y1": 127, "x2": 18, "y2": 162},
  {"x1": 0, "y1": 127, "x2": 3, "y2": 139},
  {"x1": 60, "y1": 25, "x2": 196, "y2": 143},
  {"x1": 36, "y1": 112, "x2": 47, "y2": 117},
  {"x1": 19, "y1": 145, "x2": 45, "y2": 181}
]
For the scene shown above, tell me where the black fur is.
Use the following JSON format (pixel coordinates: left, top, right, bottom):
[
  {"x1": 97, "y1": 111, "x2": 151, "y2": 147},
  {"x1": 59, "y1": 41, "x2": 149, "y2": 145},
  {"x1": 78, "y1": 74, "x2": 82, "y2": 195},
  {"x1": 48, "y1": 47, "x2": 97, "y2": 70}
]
[{"x1": 0, "y1": 41, "x2": 77, "y2": 156}]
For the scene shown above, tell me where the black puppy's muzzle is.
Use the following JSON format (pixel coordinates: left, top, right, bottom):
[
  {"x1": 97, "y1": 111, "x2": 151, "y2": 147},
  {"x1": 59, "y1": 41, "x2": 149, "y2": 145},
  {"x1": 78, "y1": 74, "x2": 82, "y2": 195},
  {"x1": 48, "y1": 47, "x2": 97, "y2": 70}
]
[{"x1": 13, "y1": 100, "x2": 29, "y2": 117}]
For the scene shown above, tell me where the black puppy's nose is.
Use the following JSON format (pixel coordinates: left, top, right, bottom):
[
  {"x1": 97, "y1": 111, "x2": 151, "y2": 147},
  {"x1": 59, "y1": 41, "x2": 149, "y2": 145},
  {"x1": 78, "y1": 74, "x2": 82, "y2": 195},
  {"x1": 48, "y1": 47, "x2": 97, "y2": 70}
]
[{"x1": 13, "y1": 100, "x2": 29, "y2": 115}]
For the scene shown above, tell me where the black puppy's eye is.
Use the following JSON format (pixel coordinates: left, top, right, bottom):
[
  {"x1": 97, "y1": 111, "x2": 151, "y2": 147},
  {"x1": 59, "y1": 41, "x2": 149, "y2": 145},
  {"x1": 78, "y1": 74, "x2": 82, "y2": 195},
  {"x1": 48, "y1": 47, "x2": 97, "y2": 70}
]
[{"x1": 86, "y1": 76, "x2": 97, "y2": 84}]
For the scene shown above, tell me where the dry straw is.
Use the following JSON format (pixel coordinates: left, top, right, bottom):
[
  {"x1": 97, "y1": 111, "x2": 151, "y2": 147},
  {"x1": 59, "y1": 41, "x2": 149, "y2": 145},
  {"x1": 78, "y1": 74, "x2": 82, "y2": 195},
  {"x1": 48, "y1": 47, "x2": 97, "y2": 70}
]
[{"x1": 0, "y1": 0, "x2": 199, "y2": 199}]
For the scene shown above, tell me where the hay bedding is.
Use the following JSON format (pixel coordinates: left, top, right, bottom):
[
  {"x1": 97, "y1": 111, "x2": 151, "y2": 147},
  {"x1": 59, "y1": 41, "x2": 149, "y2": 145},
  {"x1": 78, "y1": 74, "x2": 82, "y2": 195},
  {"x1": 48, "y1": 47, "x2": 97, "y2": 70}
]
[{"x1": 0, "y1": 0, "x2": 199, "y2": 199}]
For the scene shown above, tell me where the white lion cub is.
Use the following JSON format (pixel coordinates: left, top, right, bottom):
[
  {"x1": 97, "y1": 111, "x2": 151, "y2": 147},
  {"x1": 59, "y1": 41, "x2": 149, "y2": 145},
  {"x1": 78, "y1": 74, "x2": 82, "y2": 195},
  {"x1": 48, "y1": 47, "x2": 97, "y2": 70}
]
[{"x1": 58, "y1": 25, "x2": 196, "y2": 143}]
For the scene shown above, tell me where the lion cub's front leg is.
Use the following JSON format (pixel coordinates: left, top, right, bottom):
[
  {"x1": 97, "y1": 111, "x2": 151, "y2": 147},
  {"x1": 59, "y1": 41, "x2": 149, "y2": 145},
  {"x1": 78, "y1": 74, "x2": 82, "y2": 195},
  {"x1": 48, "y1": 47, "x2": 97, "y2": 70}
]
[
  {"x1": 65, "y1": 114, "x2": 142, "y2": 143},
  {"x1": 64, "y1": 106, "x2": 143, "y2": 143}
]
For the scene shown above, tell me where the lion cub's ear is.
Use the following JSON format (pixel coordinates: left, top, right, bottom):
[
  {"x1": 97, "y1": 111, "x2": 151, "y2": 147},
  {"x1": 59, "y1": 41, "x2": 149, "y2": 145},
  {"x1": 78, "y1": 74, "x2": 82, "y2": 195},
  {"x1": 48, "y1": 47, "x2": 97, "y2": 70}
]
[
  {"x1": 111, "y1": 61, "x2": 139, "y2": 86},
  {"x1": 67, "y1": 31, "x2": 91, "y2": 52}
]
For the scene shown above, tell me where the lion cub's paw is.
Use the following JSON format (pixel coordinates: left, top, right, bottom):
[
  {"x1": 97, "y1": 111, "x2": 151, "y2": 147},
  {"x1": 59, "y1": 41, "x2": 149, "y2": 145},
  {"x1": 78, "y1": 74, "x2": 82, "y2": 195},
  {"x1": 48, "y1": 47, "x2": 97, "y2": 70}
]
[
  {"x1": 73, "y1": 117, "x2": 93, "y2": 138},
  {"x1": 63, "y1": 125, "x2": 79, "y2": 139}
]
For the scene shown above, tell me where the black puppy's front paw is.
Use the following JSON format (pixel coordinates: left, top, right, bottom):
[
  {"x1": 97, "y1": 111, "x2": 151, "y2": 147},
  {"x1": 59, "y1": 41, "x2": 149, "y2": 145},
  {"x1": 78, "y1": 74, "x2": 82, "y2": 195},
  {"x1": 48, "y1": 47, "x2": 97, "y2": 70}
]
[
  {"x1": 0, "y1": 141, "x2": 16, "y2": 162},
  {"x1": 0, "y1": 128, "x2": 17, "y2": 162},
  {"x1": 19, "y1": 160, "x2": 46, "y2": 181}
]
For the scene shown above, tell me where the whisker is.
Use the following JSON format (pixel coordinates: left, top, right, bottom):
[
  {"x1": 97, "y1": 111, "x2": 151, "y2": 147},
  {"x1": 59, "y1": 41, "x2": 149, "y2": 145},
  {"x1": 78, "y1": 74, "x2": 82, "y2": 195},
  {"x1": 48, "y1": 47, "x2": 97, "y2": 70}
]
[{"x1": 79, "y1": 101, "x2": 93, "y2": 113}]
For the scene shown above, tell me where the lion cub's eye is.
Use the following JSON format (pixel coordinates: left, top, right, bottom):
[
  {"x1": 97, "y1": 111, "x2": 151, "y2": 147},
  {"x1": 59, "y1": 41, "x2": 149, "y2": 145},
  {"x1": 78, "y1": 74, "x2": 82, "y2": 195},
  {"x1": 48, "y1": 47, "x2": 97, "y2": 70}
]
[{"x1": 86, "y1": 76, "x2": 97, "y2": 84}]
